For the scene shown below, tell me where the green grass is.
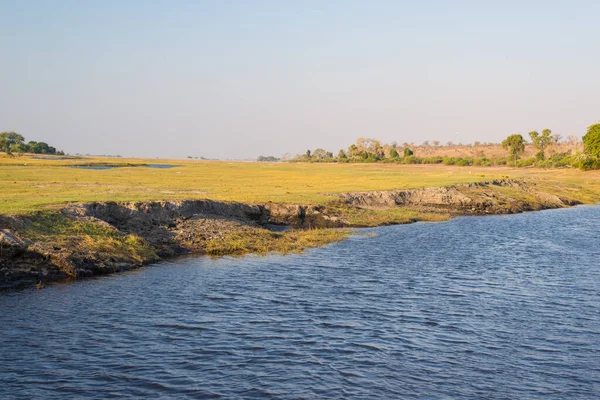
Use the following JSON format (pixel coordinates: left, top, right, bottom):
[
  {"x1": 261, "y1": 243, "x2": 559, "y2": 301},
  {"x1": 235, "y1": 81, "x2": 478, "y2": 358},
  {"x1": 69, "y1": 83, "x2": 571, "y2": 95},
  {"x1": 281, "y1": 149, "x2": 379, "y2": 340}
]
[
  {"x1": 327, "y1": 204, "x2": 451, "y2": 226},
  {"x1": 202, "y1": 227, "x2": 352, "y2": 256},
  {"x1": 3, "y1": 154, "x2": 600, "y2": 215},
  {"x1": 24, "y1": 212, "x2": 157, "y2": 272}
]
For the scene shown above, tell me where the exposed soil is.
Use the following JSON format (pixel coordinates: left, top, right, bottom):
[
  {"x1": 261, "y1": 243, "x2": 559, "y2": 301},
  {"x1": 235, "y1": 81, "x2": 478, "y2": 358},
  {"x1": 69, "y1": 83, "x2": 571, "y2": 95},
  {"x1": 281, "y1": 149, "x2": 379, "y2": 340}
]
[{"x1": 0, "y1": 179, "x2": 585, "y2": 290}]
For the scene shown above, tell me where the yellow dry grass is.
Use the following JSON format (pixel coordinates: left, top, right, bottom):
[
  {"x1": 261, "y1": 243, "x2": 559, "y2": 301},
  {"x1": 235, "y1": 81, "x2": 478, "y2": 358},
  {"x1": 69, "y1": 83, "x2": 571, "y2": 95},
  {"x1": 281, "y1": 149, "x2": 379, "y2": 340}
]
[{"x1": 1, "y1": 153, "x2": 599, "y2": 214}]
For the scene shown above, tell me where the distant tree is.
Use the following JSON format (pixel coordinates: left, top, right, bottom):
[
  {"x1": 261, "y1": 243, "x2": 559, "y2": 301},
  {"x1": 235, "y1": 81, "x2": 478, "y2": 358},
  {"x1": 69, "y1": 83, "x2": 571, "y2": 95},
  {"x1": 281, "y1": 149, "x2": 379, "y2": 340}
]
[
  {"x1": 552, "y1": 133, "x2": 562, "y2": 144},
  {"x1": 348, "y1": 144, "x2": 360, "y2": 158},
  {"x1": 0, "y1": 132, "x2": 25, "y2": 153},
  {"x1": 257, "y1": 155, "x2": 280, "y2": 162},
  {"x1": 403, "y1": 148, "x2": 414, "y2": 157},
  {"x1": 326, "y1": 151, "x2": 334, "y2": 159},
  {"x1": 529, "y1": 129, "x2": 553, "y2": 160},
  {"x1": 446, "y1": 141, "x2": 454, "y2": 147},
  {"x1": 312, "y1": 148, "x2": 328, "y2": 160},
  {"x1": 432, "y1": 140, "x2": 440, "y2": 147},
  {"x1": 567, "y1": 135, "x2": 581, "y2": 153},
  {"x1": 389, "y1": 148, "x2": 399, "y2": 158},
  {"x1": 390, "y1": 141, "x2": 398, "y2": 148},
  {"x1": 422, "y1": 140, "x2": 430, "y2": 147},
  {"x1": 305, "y1": 149, "x2": 311, "y2": 158},
  {"x1": 583, "y1": 122, "x2": 600, "y2": 158},
  {"x1": 473, "y1": 141, "x2": 481, "y2": 147},
  {"x1": 502, "y1": 134, "x2": 526, "y2": 165},
  {"x1": 10, "y1": 143, "x2": 30, "y2": 154},
  {"x1": 355, "y1": 137, "x2": 384, "y2": 157},
  {"x1": 337, "y1": 149, "x2": 347, "y2": 159},
  {"x1": 28, "y1": 141, "x2": 53, "y2": 154}
]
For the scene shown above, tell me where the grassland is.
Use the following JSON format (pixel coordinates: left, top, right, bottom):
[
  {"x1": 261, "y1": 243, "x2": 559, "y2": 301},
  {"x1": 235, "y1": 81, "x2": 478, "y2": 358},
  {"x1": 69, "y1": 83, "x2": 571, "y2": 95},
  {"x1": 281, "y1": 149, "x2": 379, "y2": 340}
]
[
  {"x1": 2, "y1": 153, "x2": 600, "y2": 288},
  {"x1": 2, "y1": 154, "x2": 600, "y2": 215}
]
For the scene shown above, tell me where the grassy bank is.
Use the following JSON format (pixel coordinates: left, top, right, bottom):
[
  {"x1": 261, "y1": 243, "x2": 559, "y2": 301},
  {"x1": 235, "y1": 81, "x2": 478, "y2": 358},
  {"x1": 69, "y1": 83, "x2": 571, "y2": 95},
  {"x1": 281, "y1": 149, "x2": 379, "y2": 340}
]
[
  {"x1": 2, "y1": 155, "x2": 600, "y2": 215},
  {"x1": 2, "y1": 155, "x2": 599, "y2": 288}
]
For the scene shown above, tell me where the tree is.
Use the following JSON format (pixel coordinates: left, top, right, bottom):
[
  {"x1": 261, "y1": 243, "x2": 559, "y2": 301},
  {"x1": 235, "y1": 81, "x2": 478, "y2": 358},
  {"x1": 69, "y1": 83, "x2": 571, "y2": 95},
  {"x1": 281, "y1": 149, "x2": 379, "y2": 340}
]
[
  {"x1": 355, "y1": 137, "x2": 384, "y2": 157},
  {"x1": 566, "y1": 135, "x2": 581, "y2": 153},
  {"x1": 389, "y1": 148, "x2": 399, "y2": 158},
  {"x1": 28, "y1": 141, "x2": 52, "y2": 154},
  {"x1": 552, "y1": 133, "x2": 562, "y2": 144},
  {"x1": 529, "y1": 129, "x2": 552, "y2": 160},
  {"x1": 0, "y1": 132, "x2": 25, "y2": 153},
  {"x1": 403, "y1": 148, "x2": 414, "y2": 157},
  {"x1": 337, "y1": 149, "x2": 347, "y2": 159},
  {"x1": 11, "y1": 143, "x2": 30, "y2": 154},
  {"x1": 583, "y1": 122, "x2": 600, "y2": 158},
  {"x1": 305, "y1": 149, "x2": 311, "y2": 158},
  {"x1": 348, "y1": 144, "x2": 360, "y2": 158},
  {"x1": 432, "y1": 140, "x2": 440, "y2": 147},
  {"x1": 312, "y1": 148, "x2": 328, "y2": 160},
  {"x1": 257, "y1": 155, "x2": 280, "y2": 162},
  {"x1": 502, "y1": 134, "x2": 525, "y2": 165}
]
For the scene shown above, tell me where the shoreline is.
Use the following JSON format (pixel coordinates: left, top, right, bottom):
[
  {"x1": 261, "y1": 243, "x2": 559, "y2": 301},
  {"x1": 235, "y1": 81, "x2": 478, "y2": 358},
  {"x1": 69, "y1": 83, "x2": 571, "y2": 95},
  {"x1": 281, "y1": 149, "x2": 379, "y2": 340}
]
[{"x1": 0, "y1": 179, "x2": 596, "y2": 290}]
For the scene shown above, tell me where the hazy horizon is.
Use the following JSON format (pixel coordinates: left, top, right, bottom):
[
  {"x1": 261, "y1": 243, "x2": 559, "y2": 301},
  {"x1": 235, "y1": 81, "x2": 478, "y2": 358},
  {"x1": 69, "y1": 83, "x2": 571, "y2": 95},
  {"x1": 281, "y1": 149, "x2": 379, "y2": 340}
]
[{"x1": 2, "y1": 0, "x2": 599, "y2": 159}]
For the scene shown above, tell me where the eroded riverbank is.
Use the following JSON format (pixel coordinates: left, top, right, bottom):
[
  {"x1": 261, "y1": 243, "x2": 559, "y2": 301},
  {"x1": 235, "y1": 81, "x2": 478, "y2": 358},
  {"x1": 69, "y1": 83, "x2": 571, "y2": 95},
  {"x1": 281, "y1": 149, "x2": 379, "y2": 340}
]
[
  {"x1": 2, "y1": 206, "x2": 600, "y2": 398},
  {"x1": 0, "y1": 179, "x2": 593, "y2": 289}
]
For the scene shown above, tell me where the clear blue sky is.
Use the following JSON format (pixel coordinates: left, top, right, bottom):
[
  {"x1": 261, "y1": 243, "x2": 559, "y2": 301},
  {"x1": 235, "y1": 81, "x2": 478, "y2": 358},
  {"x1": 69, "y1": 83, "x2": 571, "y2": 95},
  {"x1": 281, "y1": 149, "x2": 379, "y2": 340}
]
[{"x1": 2, "y1": 0, "x2": 599, "y2": 159}]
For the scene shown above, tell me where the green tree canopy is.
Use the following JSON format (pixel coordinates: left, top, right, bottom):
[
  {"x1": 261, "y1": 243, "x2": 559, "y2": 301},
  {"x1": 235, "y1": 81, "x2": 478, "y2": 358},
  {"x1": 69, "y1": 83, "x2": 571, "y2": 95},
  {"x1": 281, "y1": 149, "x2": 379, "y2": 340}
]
[
  {"x1": 403, "y1": 148, "x2": 414, "y2": 157},
  {"x1": 529, "y1": 129, "x2": 553, "y2": 160},
  {"x1": 583, "y1": 122, "x2": 600, "y2": 157},
  {"x1": 389, "y1": 148, "x2": 399, "y2": 158},
  {"x1": 0, "y1": 132, "x2": 25, "y2": 153},
  {"x1": 502, "y1": 134, "x2": 526, "y2": 163}
]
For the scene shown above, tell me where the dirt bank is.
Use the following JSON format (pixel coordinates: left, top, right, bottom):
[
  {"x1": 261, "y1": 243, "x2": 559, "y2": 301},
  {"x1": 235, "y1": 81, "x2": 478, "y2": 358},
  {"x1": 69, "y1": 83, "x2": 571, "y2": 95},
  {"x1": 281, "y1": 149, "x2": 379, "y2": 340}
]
[
  {"x1": 0, "y1": 179, "x2": 586, "y2": 290},
  {"x1": 333, "y1": 179, "x2": 581, "y2": 215}
]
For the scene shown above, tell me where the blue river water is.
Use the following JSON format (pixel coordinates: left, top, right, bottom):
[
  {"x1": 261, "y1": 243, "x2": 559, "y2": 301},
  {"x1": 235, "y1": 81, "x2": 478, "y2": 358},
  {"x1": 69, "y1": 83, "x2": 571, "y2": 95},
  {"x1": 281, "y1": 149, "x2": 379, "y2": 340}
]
[{"x1": 1, "y1": 206, "x2": 599, "y2": 399}]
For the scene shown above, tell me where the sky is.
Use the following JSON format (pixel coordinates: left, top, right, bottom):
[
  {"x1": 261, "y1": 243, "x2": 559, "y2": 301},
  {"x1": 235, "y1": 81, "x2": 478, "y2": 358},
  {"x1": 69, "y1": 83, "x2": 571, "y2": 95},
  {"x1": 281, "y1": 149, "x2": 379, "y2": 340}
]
[{"x1": 1, "y1": 0, "x2": 599, "y2": 159}]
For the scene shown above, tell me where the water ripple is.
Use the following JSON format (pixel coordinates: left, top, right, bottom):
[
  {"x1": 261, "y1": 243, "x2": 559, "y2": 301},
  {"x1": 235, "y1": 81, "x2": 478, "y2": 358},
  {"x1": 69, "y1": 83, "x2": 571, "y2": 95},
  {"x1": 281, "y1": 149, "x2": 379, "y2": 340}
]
[{"x1": 1, "y1": 206, "x2": 600, "y2": 399}]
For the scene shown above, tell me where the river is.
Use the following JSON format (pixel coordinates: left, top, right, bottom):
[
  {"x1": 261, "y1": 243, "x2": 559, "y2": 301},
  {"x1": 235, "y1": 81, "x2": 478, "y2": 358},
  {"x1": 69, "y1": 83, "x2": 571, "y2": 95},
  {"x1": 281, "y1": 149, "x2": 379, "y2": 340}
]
[{"x1": 1, "y1": 206, "x2": 599, "y2": 399}]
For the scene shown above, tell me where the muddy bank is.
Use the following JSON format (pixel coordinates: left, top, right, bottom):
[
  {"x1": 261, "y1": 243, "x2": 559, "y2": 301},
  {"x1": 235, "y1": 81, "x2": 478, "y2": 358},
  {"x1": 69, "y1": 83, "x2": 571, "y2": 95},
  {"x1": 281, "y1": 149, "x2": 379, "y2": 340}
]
[
  {"x1": 333, "y1": 179, "x2": 581, "y2": 215},
  {"x1": 0, "y1": 179, "x2": 585, "y2": 290}
]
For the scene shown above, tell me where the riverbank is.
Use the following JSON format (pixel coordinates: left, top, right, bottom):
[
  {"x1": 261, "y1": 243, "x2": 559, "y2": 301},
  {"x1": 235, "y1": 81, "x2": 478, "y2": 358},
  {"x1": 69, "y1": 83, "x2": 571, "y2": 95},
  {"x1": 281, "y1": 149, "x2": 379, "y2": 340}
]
[{"x1": 1, "y1": 178, "x2": 596, "y2": 290}]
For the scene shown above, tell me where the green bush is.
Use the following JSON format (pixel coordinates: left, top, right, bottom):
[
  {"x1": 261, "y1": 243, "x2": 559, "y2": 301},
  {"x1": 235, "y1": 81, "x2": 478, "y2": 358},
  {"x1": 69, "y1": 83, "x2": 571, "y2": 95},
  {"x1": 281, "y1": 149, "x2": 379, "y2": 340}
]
[
  {"x1": 516, "y1": 158, "x2": 535, "y2": 167},
  {"x1": 401, "y1": 155, "x2": 420, "y2": 164},
  {"x1": 577, "y1": 157, "x2": 600, "y2": 170}
]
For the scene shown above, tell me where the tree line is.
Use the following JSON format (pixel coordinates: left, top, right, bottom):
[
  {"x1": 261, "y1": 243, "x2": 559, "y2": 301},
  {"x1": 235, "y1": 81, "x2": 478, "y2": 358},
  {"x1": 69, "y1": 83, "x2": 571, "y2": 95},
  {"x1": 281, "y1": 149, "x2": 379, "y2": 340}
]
[
  {"x1": 292, "y1": 122, "x2": 600, "y2": 169},
  {"x1": 0, "y1": 132, "x2": 64, "y2": 155}
]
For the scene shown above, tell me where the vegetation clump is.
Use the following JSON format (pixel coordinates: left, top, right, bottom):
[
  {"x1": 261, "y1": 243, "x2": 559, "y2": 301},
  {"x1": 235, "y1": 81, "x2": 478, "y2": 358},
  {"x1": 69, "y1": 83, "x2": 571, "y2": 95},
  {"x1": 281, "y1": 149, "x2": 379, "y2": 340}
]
[
  {"x1": 291, "y1": 120, "x2": 598, "y2": 170},
  {"x1": 257, "y1": 155, "x2": 280, "y2": 162},
  {"x1": 502, "y1": 134, "x2": 526, "y2": 165},
  {"x1": 580, "y1": 122, "x2": 600, "y2": 170},
  {"x1": 25, "y1": 212, "x2": 157, "y2": 270},
  {"x1": 0, "y1": 132, "x2": 63, "y2": 156},
  {"x1": 202, "y1": 227, "x2": 350, "y2": 256}
]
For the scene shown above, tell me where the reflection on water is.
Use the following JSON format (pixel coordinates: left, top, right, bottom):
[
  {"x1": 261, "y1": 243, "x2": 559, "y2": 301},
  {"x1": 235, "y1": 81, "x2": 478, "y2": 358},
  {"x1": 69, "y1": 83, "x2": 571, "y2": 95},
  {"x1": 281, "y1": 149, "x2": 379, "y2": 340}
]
[{"x1": 1, "y1": 206, "x2": 599, "y2": 399}]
